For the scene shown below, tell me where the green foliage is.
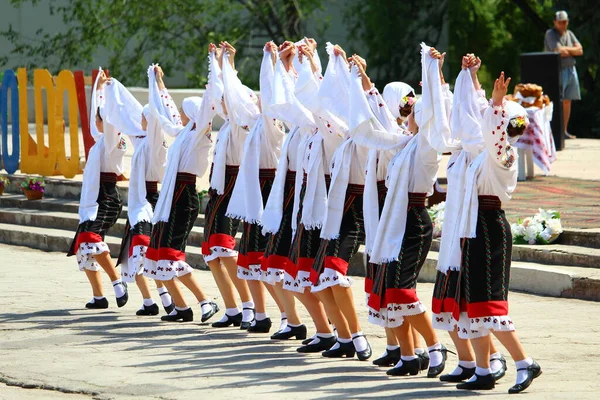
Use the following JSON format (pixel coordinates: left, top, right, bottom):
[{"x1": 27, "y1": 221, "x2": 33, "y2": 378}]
[{"x1": 0, "y1": 0, "x2": 326, "y2": 88}]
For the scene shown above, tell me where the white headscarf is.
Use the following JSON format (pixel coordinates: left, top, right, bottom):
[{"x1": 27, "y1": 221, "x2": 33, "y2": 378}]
[{"x1": 383, "y1": 82, "x2": 415, "y2": 119}]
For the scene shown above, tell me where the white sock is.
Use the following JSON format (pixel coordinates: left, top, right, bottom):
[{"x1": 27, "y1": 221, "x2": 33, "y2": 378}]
[
  {"x1": 242, "y1": 301, "x2": 255, "y2": 322},
  {"x1": 199, "y1": 300, "x2": 213, "y2": 315},
  {"x1": 279, "y1": 317, "x2": 288, "y2": 332},
  {"x1": 415, "y1": 347, "x2": 425, "y2": 355},
  {"x1": 328, "y1": 337, "x2": 350, "y2": 351},
  {"x1": 449, "y1": 360, "x2": 477, "y2": 376},
  {"x1": 490, "y1": 352, "x2": 503, "y2": 373},
  {"x1": 218, "y1": 307, "x2": 240, "y2": 323},
  {"x1": 351, "y1": 331, "x2": 368, "y2": 352},
  {"x1": 93, "y1": 296, "x2": 104, "y2": 301},
  {"x1": 308, "y1": 332, "x2": 333, "y2": 345},
  {"x1": 167, "y1": 309, "x2": 177, "y2": 316},
  {"x1": 386, "y1": 345, "x2": 400, "y2": 351},
  {"x1": 112, "y1": 279, "x2": 125, "y2": 297},
  {"x1": 428, "y1": 343, "x2": 443, "y2": 367},
  {"x1": 175, "y1": 306, "x2": 190, "y2": 311},
  {"x1": 256, "y1": 312, "x2": 268, "y2": 321},
  {"x1": 143, "y1": 298, "x2": 154, "y2": 307},
  {"x1": 515, "y1": 358, "x2": 533, "y2": 384},
  {"x1": 157, "y1": 286, "x2": 172, "y2": 307},
  {"x1": 465, "y1": 366, "x2": 492, "y2": 382}
]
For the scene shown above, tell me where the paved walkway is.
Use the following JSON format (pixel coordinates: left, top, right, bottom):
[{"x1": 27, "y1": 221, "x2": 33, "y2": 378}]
[{"x1": 1, "y1": 244, "x2": 599, "y2": 399}]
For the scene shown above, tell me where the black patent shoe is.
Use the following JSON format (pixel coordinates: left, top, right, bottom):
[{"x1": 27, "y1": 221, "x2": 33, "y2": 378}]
[
  {"x1": 248, "y1": 318, "x2": 272, "y2": 333},
  {"x1": 440, "y1": 366, "x2": 476, "y2": 382},
  {"x1": 354, "y1": 335, "x2": 372, "y2": 361},
  {"x1": 115, "y1": 282, "x2": 128, "y2": 308},
  {"x1": 491, "y1": 354, "x2": 507, "y2": 381},
  {"x1": 386, "y1": 358, "x2": 421, "y2": 376},
  {"x1": 372, "y1": 348, "x2": 401, "y2": 367},
  {"x1": 418, "y1": 351, "x2": 430, "y2": 371},
  {"x1": 136, "y1": 303, "x2": 159, "y2": 316},
  {"x1": 164, "y1": 302, "x2": 175, "y2": 315},
  {"x1": 427, "y1": 345, "x2": 453, "y2": 378},
  {"x1": 297, "y1": 336, "x2": 336, "y2": 353},
  {"x1": 211, "y1": 312, "x2": 242, "y2": 328},
  {"x1": 201, "y1": 301, "x2": 219, "y2": 322},
  {"x1": 508, "y1": 360, "x2": 542, "y2": 394},
  {"x1": 85, "y1": 297, "x2": 109, "y2": 309},
  {"x1": 161, "y1": 307, "x2": 193, "y2": 322},
  {"x1": 302, "y1": 336, "x2": 315, "y2": 345},
  {"x1": 322, "y1": 341, "x2": 356, "y2": 359},
  {"x1": 240, "y1": 307, "x2": 255, "y2": 330},
  {"x1": 271, "y1": 324, "x2": 308, "y2": 340},
  {"x1": 456, "y1": 373, "x2": 495, "y2": 390}
]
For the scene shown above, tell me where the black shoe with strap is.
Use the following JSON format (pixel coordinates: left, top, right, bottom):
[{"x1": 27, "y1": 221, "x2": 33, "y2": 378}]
[
  {"x1": 302, "y1": 336, "x2": 315, "y2": 345},
  {"x1": 297, "y1": 336, "x2": 336, "y2": 353},
  {"x1": 201, "y1": 301, "x2": 219, "y2": 322},
  {"x1": 386, "y1": 358, "x2": 421, "y2": 376},
  {"x1": 427, "y1": 345, "x2": 454, "y2": 378},
  {"x1": 115, "y1": 282, "x2": 128, "y2": 308},
  {"x1": 418, "y1": 351, "x2": 430, "y2": 371},
  {"x1": 491, "y1": 354, "x2": 507, "y2": 381},
  {"x1": 353, "y1": 334, "x2": 372, "y2": 361},
  {"x1": 508, "y1": 360, "x2": 542, "y2": 394},
  {"x1": 211, "y1": 312, "x2": 242, "y2": 328},
  {"x1": 248, "y1": 317, "x2": 272, "y2": 333},
  {"x1": 456, "y1": 373, "x2": 495, "y2": 390},
  {"x1": 161, "y1": 307, "x2": 193, "y2": 322},
  {"x1": 163, "y1": 302, "x2": 175, "y2": 315},
  {"x1": 440, "y1": 366, "x2": 476, "y2": 382},
  {"x1": 271, "y1": 324, "x2": 307, "y2": 340},
  {"x1": 372, "y1": 348, "x2": 401, "y2": 367},
  {"x1": 322, "y1": 341, "x2": 356, "y2": 359},
  {"x1": 85, "y1": 297, "x2": 109, "y2": 309},
  {"x1": 240, "y1": 307, "x2": 255, "y2": 330},
  {"x1": 136, "y1": 303, "x2": 159, "y2": 316}
]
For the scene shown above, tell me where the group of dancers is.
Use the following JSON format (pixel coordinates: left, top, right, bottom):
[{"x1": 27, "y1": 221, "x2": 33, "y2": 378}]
[{"x1": 66, "y1": 38, "x2": 541, "y2": 394}]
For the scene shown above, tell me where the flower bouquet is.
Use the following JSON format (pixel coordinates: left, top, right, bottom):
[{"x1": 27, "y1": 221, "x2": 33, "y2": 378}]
[
  {"x1": 20, "y1": 177, "x2": 46, "y2": 200},
  {"x1": 0, "y1": 176, "x2": 8, "y2": 195},
  {"x1": 428, "y1": 201, "x2": 445, "y2": 238},
  {"x1": 511, "y1": 208, "x2": 563, "y2": 245}
]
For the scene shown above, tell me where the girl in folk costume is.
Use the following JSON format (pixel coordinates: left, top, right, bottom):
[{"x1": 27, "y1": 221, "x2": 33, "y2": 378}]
[
  {"x1": 223, "y1": 41, "x2": 288, "y2": 334},
  {"x1": 202, "y1": 42, "x2": 255, "y2": 330},
  {"x1": 432, "y1": 55, "x2": 508, "y2": 384},
  {"x1": 67, "y1": 70, "x2": 129, "y2": 309},
  {"x1": 261, "y1": 39, "x2": 323, "y2": 342},
  {"x1": 100, "y1": 70, "x2": 174, "y2": 316},
  {"x1": 269, "y1": 40, "x2": 337, "y2": 350},
  {"x1": 142, "y1": 49, "x2": 220, "y2": 323},
  {"x1": 450, "y1": 72, "x2": 541, "y2": 393},
  {"x1": 352, "y1": 44, "x2": 455, "y2": 377},
  {"x1": 351, "y1": 66, "x2": 426, "y2": 368}
]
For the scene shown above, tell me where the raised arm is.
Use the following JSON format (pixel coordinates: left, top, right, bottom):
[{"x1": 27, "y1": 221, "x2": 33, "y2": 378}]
[
  {"x1": 148, "y1": 65, "x2": 183, "y2": 137},
  {"x1": 102, "y1": 78, "x2": 144, "y2": 137}
]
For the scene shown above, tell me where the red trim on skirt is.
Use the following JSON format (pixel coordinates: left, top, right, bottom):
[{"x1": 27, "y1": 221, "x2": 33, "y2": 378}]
[
  {"x1": 384, "y1": 288, "x2": 420, "y2": 305},
  {"x1": 311, "y1": 256, "x2": 349, "y2": 284},
  {"x1": 432, "y1": 297, "x2": 460, "y2": 315},
  {"x1": 158, "y1": 247, "x2": 186, "y2": 262},
  {"x1": 146, "y1": 247, "x2": 158, "y2": 261},
  {"x1": 202, "y1": 233, "x2": 236, "y2": 255},
  {"x1": 238, "y1": 251, "x2": 265, "y2": 269},
  {"x1": 364, "y1": 278, "x2": 374, "y2": 295},
  {"x1": 262, "y1": 254, "x2": 294, "y2": 273},
  {"x1": 75, "y1": 232, "x2": 103, "y2": 249},
  {"x1": 467, "y1": 300, "x2": 509, "y2": 318},
  {"x1": 129, "y1": 234, "x2": 150, "y2": 257}
]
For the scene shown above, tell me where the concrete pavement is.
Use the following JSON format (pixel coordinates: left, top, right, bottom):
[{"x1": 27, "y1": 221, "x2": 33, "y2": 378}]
[{"x1": 1, "y1": 244, "x2": 599, "y2": 399}]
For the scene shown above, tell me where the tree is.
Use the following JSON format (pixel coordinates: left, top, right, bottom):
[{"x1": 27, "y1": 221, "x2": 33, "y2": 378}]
[{"x1": 0, "y1": 0, "x2": 326, "y2": 88}]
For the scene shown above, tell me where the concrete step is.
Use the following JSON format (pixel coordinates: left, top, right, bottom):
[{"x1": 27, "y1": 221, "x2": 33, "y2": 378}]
[
  {"x1": 558, "y1": 228, "x2": 600, "y2": 248},
  {"x1": 430, "y1": 237, "x2": 600, "y2": 269},
  {"x1": 0, "y1": 196, "x2": 206, "y2": 227},
  {"x1": 1, "y1": 222, "x2": 599, "y2": 301}
]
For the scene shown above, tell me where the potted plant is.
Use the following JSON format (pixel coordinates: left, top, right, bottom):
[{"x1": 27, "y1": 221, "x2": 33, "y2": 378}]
[
  {"x1": 0, "y1": 176, "x2": 9, "y2": 195},
  {"x1": 20, "y1": 176, "x2": 46, "y2": 200}
]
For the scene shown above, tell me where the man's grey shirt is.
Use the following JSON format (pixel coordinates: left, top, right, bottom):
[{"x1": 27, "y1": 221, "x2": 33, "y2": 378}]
[{"x1": 544, "y1": 28, "x2": 580, "y2": 68}]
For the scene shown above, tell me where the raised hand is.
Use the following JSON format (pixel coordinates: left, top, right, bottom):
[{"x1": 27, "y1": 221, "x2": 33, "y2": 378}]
[
  {"x1": 492, "y1": 71, "x2": 511, "y2": 106},
  {"x1": 304, "y1": 37, "x2": 318, "y2": 51},
  {"x1": 333, "y1": 44, "x2": 347, "y2": 63},
  {"x1": 279, "y1": 41, "x2": 296, "y2": 72}
]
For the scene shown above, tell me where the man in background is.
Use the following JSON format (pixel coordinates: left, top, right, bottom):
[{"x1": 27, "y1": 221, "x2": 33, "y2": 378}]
[{"x1": 544, "y1": 10, "x2": 584, "y2": 139}]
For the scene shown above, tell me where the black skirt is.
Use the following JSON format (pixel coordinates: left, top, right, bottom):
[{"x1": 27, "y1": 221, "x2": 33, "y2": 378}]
[
  {"x1": 67, "y1": 173, "x2": 123, "y2": 257},
  {"x1": 262, "y1": 170, "x2": 296, "y2": 283},
  {"x1": 311, "y1": 183, "x2": 365, "y2": 290},
  {"x1": 237, "y1": 169, "x2": 275, "y2": 280},
  {"x1": 365, "y1": 180, "x2": 387, "y2": 295},
  {"x1": 202, "y1": 165, "x2": 240, "y2": 257}
]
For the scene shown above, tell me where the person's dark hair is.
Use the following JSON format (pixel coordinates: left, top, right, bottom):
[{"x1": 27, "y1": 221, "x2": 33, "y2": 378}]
[
  {"x1": 507, "y1": 124, "x2": 526, "y2": 138},
  {"x1": 399, "y1": 91, "x2": 415, "y2": 118},
  {"x1": 96, "y1": 108, "x2": 103, "y2": 122}
]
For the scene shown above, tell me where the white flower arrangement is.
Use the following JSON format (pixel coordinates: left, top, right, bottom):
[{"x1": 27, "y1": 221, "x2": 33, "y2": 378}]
[
  {"x1": 428, "y1": 201, "x2": 445, "y2": 238},
  {"x1": 511, "y1": 208, "x2": 563, "y2": 245}
]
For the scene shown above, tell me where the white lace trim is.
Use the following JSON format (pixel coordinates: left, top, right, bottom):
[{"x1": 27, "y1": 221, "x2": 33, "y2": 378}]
[
  {"x1": 432, "y1": 312, "x2": 459, "y2": 332},
  {"x1": 262, "y1": 267, "x2": 285, "y2": 285},
  {"x1": 121, "y1": 245, "x2": 147, "y2": 283},
  {"x1": 237, "y1": 264, "x2": 262, "y2": 281},
  {"x1": 282, "y1": 271, "x2": 304, "y2": 293},
  {"x1": 142, "y1": 258, "x2": 193, "y2": 281},
  {"x1": 456, "y1": 313, "x2": 515, "y2": 340},
  {"x1": 77, "y1": 241, "x2": 110, "y2": 271},
  {"x1": 311, "y1": 268, "x2": 353, "y2": 292},
  {"x1": 203, "y1": 246, "x2": 238, "y2": 262},
  {"x1": 386, "y1": 300, "x2": 427, "y2": 320}
]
